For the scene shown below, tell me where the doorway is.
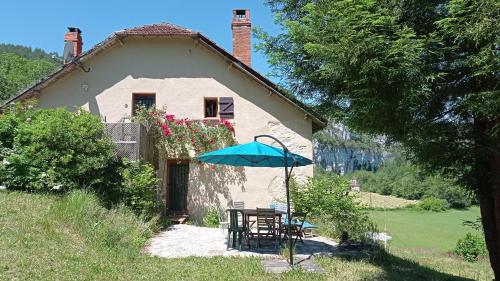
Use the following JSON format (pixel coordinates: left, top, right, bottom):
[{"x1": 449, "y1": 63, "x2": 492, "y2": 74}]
[{"x1": 167, "y1": 161, "x2": 189, "y2": 213}]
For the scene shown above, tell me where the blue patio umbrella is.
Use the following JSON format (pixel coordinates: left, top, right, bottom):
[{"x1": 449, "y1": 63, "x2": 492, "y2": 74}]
[{"x1": 198, "y1": 135, "x2": 313, "y2": 266}]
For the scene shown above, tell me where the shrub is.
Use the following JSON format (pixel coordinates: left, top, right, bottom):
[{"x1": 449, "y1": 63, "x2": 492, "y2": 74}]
[
  {"x1": 417, "y1": 197, "x2": 449, "y2": 212},
  {"x1": 117, "y1": 160, "x2": 161, "y2": 220},
  {"x1": 203, "y1": 208, "x2": 220, "y2": 228},
  {"x1": 453, "y1": 232, "x2": 488, "y2": 262},
  {"x1": 0, "y1": 108, "x2": 115, "y2": 192},
  {"x1": 291, "y1": 173, "x2": 375, "y2": 242}
]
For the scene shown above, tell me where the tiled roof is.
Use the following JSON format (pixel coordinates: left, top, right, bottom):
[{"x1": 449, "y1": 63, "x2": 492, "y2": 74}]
[{"x1": 116, "y1": 23, "x2": 196, "y2": 36}]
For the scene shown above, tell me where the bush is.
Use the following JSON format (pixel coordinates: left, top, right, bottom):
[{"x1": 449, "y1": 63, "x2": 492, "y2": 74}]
[
  {"x1": 0, "y1": 106, "x2": 163, "y2": 222},
  {"x1": 453, "y1": 232, "x2": 488, "y2": 262},
  {"x1": 291, "y1": 173, "x2": 375, "y2": 242},
  {"x1": 0, "y1": 108, "x2": 115, "y2": 192},
  {"x1": 117, "y1": 160, "x2": 161, "y2": 220},
  {"x1": 417, "y1": 197, "x2": 449, "y2": 212},
  {"x1": 202, "y1": 208, "x2": 220, "y2": 228}
]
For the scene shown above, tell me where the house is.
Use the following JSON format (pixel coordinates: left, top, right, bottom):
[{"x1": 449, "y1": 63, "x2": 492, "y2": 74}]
[{"x1": 6, "y1": 10, "x2": 325, "y2": 221}]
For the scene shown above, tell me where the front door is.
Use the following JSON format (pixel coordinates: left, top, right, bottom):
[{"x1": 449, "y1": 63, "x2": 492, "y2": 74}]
[{"x1": 168, "y1": 162, "x2": 189, "y2": 213}]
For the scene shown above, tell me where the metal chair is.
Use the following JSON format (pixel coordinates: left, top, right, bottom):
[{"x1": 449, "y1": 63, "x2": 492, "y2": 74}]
[
  {"x1": 255, "y1": 208, "x2": 278, "y2": 248},
  {"x1": 283, "y1": 212, "x2": 307, "y2": 244},
  {"x1": 226, "y1": 209, "x2": 248, "y2": 251}
]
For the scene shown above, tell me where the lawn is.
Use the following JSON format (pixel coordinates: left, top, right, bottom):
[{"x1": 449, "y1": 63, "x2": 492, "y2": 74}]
[
  {"x1": 370, "y1": 207, "x2": 481, "y2": 252},
  {"x1": 356, "y1": 191, "x2": 419, "y2": 209},
  {"x1": 0, "y1": 191, "x2": 494, "y2": 280}
]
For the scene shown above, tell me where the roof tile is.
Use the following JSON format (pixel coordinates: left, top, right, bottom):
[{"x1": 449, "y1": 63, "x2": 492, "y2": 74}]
[{"x1": 116, "y1": 23, "x2": 196, "y2": 35}]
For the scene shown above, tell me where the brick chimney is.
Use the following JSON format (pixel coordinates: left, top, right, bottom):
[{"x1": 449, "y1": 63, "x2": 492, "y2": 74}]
[
  {"x1": 63, "y1": 27, "x2": 83, "y2": 63},
  {"x1": 231, "y1": 9, "x2": 251, "y2": 66}
]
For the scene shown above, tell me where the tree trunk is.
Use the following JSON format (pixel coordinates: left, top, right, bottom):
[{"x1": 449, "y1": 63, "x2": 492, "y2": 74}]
[
  {"x1": 475, "y1": 118, "x2": 500, "y2": 280},
  {"x1": 478, "y1": 186, "x2": 500, "y2": 279}
]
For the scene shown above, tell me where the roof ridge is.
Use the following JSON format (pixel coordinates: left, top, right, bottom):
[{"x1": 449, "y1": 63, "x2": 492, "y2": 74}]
[{"x1": 115, "y1": 22, "x2": 196, "y2": 35}]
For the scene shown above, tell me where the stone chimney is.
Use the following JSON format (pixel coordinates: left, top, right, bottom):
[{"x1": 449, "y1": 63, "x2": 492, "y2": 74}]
[
  {"x1": 63, "y1": 27, "x2": 83, "y2": 63},
  {"x1": 231, "y1": 9, "x2": 251, "y2": 66}
]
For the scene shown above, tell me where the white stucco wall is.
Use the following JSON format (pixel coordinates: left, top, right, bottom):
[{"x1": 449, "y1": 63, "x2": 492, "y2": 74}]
[{"x1": 36, "y1": 37, "x2": 314, "y2": 220}]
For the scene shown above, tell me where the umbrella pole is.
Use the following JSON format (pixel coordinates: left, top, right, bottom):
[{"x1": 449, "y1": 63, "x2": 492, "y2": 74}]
[
  {"x1": 284, "y1": 149, "x2": 293, "y2": 267},
  {"x1": 254, "y1": 135, "x2": 294, "y2": 266}
]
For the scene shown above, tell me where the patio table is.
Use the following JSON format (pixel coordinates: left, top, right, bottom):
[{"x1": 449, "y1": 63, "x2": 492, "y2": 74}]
[{"x1": 239, "y1": 208, "x2": 287, "y2": 245}]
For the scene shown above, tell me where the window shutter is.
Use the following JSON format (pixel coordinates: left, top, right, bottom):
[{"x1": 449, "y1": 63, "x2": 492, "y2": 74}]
[{"x1": 219, "y1": 97, "x2": 234, "y2": 119}]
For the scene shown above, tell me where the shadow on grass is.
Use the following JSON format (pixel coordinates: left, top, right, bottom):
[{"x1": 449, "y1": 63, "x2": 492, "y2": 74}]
[{"x1": 332, "y1": 248, "x2": 474, "y2": 281}]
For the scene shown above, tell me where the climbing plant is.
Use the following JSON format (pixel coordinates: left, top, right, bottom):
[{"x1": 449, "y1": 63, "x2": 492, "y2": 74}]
[{"x1": 133, "y1": 106, "x2": 236, "y2": 159}]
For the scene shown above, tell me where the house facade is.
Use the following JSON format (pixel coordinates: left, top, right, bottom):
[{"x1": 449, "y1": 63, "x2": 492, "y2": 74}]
[{"x1": 7, "y1": 10, "x2": 325, "y2": 221}]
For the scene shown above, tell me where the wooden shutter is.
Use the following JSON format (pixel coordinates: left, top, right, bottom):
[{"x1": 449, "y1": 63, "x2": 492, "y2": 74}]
[{"x1": 219, "y1": 97, "x2": 234, "y2": 119}]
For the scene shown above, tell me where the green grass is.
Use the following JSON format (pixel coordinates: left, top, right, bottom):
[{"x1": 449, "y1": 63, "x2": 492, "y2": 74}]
[
  {"x1": 370, "y1": 207, "x2": 481, "y2": 252},
  {"x1": 356, "y1": 191, "x2": 419, "y2": 209},
  {"x1": 0, "y1": 190, "x2": 493, "y2": 280}
]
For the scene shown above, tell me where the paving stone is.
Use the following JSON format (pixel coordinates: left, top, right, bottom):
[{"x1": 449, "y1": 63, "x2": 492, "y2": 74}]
[
  {"x1": 261, "y1": 259, "x2": 291, "y2": 274},
  {"x1": 146, "y1": 224, "x2": 337, "y2": 261}
]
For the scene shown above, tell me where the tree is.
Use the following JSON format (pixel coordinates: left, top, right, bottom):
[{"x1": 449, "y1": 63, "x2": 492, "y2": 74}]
[
  {"x1": 258, "y1": 0, "x2": 499, "y2": 276},
  {"x1": 0, "y1": 53, "x2": 58, "y2": 102}
]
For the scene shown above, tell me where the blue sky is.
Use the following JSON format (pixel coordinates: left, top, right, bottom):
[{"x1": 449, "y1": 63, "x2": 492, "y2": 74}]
[{"x1": 0, "y1": 0, "x2": 281, "y2": 79}]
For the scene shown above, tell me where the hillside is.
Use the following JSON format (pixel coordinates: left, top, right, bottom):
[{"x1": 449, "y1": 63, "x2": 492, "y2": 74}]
[{"x1": 0, "y1": 44, "x2": 60, "y2": 102}]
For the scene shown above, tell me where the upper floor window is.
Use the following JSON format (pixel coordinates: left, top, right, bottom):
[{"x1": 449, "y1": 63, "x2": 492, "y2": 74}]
[
  {"x1": 204, "y1": 97, "x2": 218, "y2": 118},
  {"x1": 132, "y1": 93, "x2": 155, "y2": 115}
]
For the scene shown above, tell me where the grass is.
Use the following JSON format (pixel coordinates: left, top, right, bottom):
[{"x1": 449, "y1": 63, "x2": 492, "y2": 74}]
[
  {"x1": 356, "y1": 191, "x2": 419, "y2": 209},
  {"x1": 0, "y1": 190, "x2": 494, "y2": 280},
  {"x1": 370, "y1": 207, "x2": 481, "y2": 252}
]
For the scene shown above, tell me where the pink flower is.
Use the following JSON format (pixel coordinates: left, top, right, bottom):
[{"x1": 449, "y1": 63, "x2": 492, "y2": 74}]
[
  {"x1": 219, "y1": 119, "x2": 234, "y2": 132},
  {"x1": 164, "y1": 114, "x2": 175, "y2": 122},
  {"x1": 160, "y1": 123, "x2": 171, "y2": 137}
]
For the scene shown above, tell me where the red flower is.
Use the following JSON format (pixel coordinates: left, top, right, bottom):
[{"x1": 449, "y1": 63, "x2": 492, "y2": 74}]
[
  {"x1": 164, "y1": 114, "x2": 175, "y2": 122},
  {"x1": 160, "y1": 123, "x2": 171, "y2": 137},
  {"x1": 219, "y1": 119, "x2": 235, "y2": 132},
  {"x1": 201, "y1": 134, "x2": 206, "y2": 138}
]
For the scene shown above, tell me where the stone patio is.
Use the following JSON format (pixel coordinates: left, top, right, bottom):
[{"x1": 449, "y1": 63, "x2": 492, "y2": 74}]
[{"x1": 146, "y1": 224, "x2": 338, "y2": 260}]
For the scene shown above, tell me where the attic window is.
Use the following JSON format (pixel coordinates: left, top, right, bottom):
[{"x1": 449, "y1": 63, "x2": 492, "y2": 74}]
[
  {"x1": 235, "y1": 10, "x2": 246, "y2": 19},
  {"x1": 204, "y1": 97, "x2": 218, "y2": 118}
]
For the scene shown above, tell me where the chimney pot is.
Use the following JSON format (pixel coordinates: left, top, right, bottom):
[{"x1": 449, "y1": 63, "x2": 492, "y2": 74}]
[{"x1": 232, "y1": 9, "x2": 251, "y2": 66}]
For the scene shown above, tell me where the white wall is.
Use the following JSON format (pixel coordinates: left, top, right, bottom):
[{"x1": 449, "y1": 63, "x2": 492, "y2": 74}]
[{"x1": 37, "y1": 37, "x2": 314, "y2": 220}]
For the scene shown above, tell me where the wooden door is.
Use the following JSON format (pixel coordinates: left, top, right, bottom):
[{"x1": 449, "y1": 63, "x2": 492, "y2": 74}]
[{"x1": 168, "y1": 162, "x2": 189, "y2": 212}]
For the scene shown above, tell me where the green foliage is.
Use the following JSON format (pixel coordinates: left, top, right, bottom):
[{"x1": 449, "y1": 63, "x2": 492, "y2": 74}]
[
  {"x1": 416, "y1": 197, "x2": 449, "y2": 212},
  {"x1": 202, "y1": 208, "x2": 220, "y2": 228},
  {"x1": 0, "y1": 53, "x2": 58, "y2": 102},
  {"x1": 133, "y1": 106, "x2": 236, "y2": 159},
  {"x1": 118, "y1": 160, "x2": 161, "y2": 220},
  {"x1": 351, "y1": 154, "x2": 474, "y2": 208},
  {"x1": 0, "y1": 106, "x2": 162, "y2": 220},
  {"x1": 291, "y1": 172, "x2": 375, "y2": 242},
  {"x1": 259, "y1": 3, "x2": 500, "y2": 274},
  {"x1": 454, "y1": 232, "x2": 488, "y2": 262},
  {"x1": 0, "y1": 107, "x2": 115, "y2": 192}
]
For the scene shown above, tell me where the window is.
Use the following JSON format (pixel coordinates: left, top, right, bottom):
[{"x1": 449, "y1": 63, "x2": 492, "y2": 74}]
[
  {"x1": 132, "y1": 93, "x2": 155, "y2": 115},
  {"x1": 204, "y1": 97, "x2": 218, "y2": 118}
]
